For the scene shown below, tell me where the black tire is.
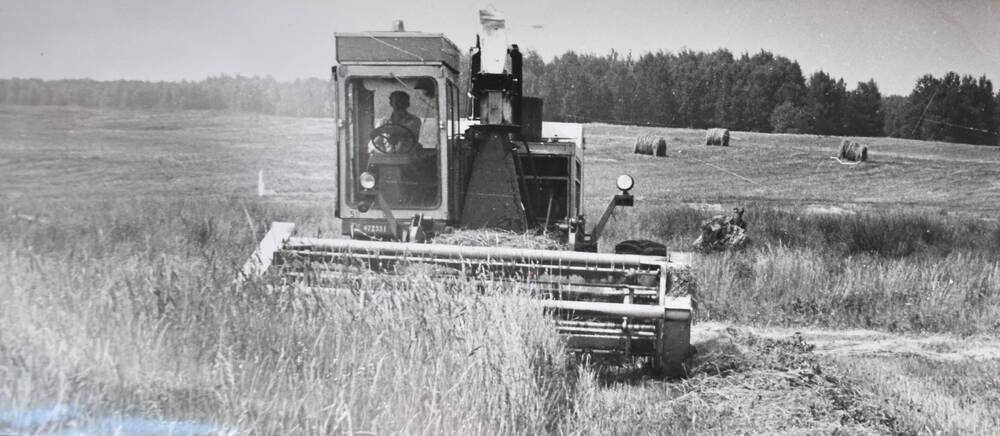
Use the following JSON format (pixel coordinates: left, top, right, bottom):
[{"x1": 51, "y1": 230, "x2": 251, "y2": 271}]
[
  {"x1": 614, "y1": 240, "x2": 643, "y2": 254},
  {"x1": 616, "y1": 240, "x2": 668, "y2": 287},
  {"x1": 614, "y1": 239, "x2": 667, "y2": 256},
  {"x1": 655, "y1": 319, "x2": 692, "y2": 378}
]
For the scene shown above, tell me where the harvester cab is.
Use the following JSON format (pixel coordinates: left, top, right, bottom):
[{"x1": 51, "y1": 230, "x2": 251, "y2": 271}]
[
  {"x1": 241, "y1": 17, "x2": 694, "y2": 377},
  {"x1": 333, "y1": 24, "x2": 627, "y2": 249},
  {"x1": 332, "y1": 30, "x2": 457, "y2": 241}
]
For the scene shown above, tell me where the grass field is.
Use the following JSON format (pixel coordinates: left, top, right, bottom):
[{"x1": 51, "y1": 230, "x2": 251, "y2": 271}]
[
  {"x1": 2, "y1": 105, "x2": 999, "y2": 434},
  {"x1": 582, "y1": 123, "x2": 1000, "y2": 217}
]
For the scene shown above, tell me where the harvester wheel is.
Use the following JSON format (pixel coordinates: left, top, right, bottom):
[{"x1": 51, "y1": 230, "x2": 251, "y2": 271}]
[{"x1": 655, "y1": 319, "x2": 692, "y2": 378}]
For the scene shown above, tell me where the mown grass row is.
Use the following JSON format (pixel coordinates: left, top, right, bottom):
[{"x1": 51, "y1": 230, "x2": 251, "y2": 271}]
[{"x1": 831, "y1": 355, "x2": 1000, "y2": 435}]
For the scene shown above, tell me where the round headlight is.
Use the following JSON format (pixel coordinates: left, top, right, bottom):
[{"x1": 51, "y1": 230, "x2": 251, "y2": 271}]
[
  {"x1": 359, "y1": 171, "x2": 376, "y2": 190},
  {"x1": 616, "y1": 174, "x2": 634, "y2": 192}
]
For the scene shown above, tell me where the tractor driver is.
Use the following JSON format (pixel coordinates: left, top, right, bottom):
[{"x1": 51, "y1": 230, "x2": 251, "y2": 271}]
[
  {"x1": 369, "y1": 90, "x2": 422, "y2": 154},
  {"x1": 365, "y1": 89, "x2": 436, "y2": 206}
]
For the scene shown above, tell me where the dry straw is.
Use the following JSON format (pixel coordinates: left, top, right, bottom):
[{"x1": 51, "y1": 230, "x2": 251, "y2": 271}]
[
  {"x1": 433, "y1": 228, "x2": 566, "y2": 250},
  {"x1": 705, "y1": 128, "x2": 730, "y2": 146},
  {"x1": 838, "y1": 139, "x2": 868, "y2": 163},
  {"x1": 634, "y1": 135, "x2": 668, "y2": 156}
]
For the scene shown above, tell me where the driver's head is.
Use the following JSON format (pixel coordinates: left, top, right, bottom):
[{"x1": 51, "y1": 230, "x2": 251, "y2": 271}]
[{"x1": 389, "y1": 91, "x2": 410, "y2": 111}]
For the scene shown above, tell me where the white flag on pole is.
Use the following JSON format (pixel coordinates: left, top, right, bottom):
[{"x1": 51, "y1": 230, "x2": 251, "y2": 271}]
[{"x1": 479, "y1": 8, "x2": 508, "y2": 74}]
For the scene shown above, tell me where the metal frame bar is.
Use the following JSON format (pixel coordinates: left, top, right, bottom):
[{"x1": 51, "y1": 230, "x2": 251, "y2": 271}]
[
  {"x1": 286, "y1": 237, "x2": 672, "y2": 267},
  {"x1": 542, "y1": 299, "x2": 691, "y2": 321}
]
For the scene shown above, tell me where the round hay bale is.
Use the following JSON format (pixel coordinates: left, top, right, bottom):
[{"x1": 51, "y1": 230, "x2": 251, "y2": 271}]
[
  {"x1": 838, "y1": 138, "x2": 850, "y2": 156},
  {"x1": 634, "y1": 135, "x2": 667, "y2": 156},
  {"x1": 705, "y1": 128, "x2": 730, "y2": 146},
  {"x1": 838, "y1": 139, "x2": 868, "y2": 162}
]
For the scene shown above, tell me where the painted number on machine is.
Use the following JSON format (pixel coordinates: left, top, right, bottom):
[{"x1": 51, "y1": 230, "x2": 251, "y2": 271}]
[{"x1": 355, "y1": 223, "x2": 387, "y2": 234}]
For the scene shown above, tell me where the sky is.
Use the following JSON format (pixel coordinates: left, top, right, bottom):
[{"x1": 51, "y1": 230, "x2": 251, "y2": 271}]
[{"x1": 1, "y1": 0, "x2": 998, "y2": 95}]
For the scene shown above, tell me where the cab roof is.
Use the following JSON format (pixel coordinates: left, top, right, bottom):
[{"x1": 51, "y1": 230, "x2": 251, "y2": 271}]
[{"x1": 335, "y1": 32, "x2": 462, "y2": 72}]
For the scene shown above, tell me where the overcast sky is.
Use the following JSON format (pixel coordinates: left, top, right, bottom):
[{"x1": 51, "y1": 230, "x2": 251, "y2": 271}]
[{"x1": 1, "y1": 0, "x2": 998, "y2": 95}]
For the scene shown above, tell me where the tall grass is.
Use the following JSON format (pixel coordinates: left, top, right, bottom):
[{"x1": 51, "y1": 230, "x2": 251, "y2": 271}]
[
  {"x1": 3, "y1": 199, "x2": 998, "y2": 433},
  {"x1": 604, "y1": 205, "x2": 1000, "y2": 335},
  {"x1": 698, "y1": 246, "x2": 1000, "y2": 334},
  {"x1": 0, "y1": 199, "x2": 574, "y2": 434}
]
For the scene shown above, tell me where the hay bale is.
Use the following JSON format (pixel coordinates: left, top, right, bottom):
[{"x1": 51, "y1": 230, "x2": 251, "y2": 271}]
[
  {"x1": 838, "y1": 139, "x2": 868, "y2": 162},
  {"x1": 705, "y1": 128, "x2": 730, "y2": 146},
  {"x1": 634, "y1": 135, "x2": 667, "y2": 156}
]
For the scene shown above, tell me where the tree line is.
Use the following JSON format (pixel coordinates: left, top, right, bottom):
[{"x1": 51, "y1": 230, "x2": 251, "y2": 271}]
[
  {"x1": 508, "y1": 49, "x2": 998, "y2": 145},
  {"x1": 0, "y1": 76, "x2": 332, "y2": 117},
  {"x1": 882, "y1": 73, "x2": 999, "y2": 145},
  {"x1": 2, "y1": 49, "x2": 998, "y2": 145}
]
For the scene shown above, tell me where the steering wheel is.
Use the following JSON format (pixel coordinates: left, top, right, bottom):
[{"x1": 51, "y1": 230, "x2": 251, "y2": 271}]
[{"x1": 369, "y1": 123, "x2": 419, "y2": 154}]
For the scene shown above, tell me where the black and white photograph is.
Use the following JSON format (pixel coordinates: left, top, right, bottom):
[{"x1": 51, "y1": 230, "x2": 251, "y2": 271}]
[{"x1": 1, "y1": 0, "x2": 999, "y2": 434}]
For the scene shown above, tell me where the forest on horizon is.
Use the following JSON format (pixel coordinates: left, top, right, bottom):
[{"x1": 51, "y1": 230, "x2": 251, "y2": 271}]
[{"x1": 2, "y1": 48, "x2": 998, "y2": 146}]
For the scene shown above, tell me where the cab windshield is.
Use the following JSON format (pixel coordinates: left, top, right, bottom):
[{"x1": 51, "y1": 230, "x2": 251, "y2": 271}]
[{"x1": 346, "y1": 76, "x2": 440, "y2": 209}]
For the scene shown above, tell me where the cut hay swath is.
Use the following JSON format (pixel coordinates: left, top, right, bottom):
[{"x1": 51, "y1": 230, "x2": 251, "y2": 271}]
[
  {"x1": 836, "y1": 139, "x2": 868, "y2": 164},
  {"x1": 432, "y1": 228, "x2": 566, "y2": 250},
  {"x1": 634, "y1": 135, "x2": 667, "y2": 156},
  {"x1": 705, "y1": 128, "x2": 730, "y2": 146}
]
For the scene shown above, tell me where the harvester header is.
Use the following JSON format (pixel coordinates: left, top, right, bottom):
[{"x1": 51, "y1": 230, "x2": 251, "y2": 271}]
[{"x1": 243, "y1": 14, "x2": 694, "y2": 376}]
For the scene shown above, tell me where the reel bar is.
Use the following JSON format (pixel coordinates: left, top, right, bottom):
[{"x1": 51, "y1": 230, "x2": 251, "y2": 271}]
[
  {"x1": 279, "y1": 248, "x2": 657, "y2": 276},
  {"x1": 542, "y1": 298, "x2": 692, "y2": 321},
  {"x1": 556, "y1": 320, "x2": 657, "y2": 331},
  {"x1": 556, "y1": 327, "x2": 656, "y2": 338},
  {"x1": 277, "y1": 269, "x2": 660, "y2": 299},
  {"x1": 287, "y1": 237, "x2": 672, "y2": 269}
]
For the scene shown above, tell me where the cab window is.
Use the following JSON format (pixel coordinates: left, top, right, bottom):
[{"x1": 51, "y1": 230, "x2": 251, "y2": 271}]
[{"x1": 345, "y1": 76, "x2": 440, "y2": 209}]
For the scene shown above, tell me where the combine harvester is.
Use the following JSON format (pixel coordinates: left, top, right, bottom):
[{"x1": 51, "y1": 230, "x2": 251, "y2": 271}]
[{"x1": 242, "y1": 13, "x2": 694, "y2": 376}]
